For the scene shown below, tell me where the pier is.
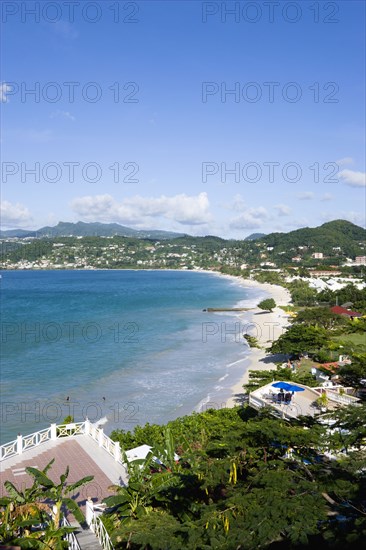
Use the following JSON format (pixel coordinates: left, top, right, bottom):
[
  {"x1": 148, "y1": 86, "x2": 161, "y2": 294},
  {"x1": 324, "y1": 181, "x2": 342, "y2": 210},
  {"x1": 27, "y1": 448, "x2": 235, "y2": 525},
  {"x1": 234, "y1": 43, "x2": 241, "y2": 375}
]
[{"x1": 204, "y1": 307, "x2": 254, "y2": 312}]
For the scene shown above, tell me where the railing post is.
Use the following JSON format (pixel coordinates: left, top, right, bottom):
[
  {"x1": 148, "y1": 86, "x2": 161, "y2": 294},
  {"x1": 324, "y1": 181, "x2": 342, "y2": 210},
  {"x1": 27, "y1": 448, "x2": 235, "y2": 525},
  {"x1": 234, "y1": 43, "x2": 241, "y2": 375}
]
[
  {"x1": 50, "y1": 423, "x2": 57, "y2": 440},
  {"x1": 114, "y1": 442, "x2": 121, "y2": 462},
  {"x1": 84, "y1": 418, "x2": 91, "y2": 435},
  {"x1": 85, "y1": 497, "x2": 94, "y2": 528},
  {"x1": 17, "y1": 434, "x2": 23, "y2": 455},
  {"x1": 98, "y1": 428, "x2": 104, "y2": 447}
]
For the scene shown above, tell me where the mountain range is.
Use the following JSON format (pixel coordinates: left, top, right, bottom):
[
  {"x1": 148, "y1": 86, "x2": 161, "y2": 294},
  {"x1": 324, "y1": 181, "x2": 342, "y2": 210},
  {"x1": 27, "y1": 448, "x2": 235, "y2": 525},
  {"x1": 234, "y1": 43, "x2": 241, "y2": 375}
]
[
  {"x1": 0, "y1": 221, "x2": 365, "y2": 254},
  {"x1": 0, "y1": 221, "x2": 187, "y2": 240}
]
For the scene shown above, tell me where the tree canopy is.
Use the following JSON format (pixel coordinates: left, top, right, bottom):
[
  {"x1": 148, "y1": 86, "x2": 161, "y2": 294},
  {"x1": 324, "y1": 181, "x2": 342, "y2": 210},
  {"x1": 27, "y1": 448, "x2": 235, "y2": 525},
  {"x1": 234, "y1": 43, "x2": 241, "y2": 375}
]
[
  {"x1": 257, "y1": 298, "x2": 276, "y2": 312},
  {"x1": 292, "y1": 307, "x2": 349, "y2": 331},
  {"x1": 270, "y1": 324, "x2": 329, "y2": 356},
  {"x1": 106, "y1": 405, "x2": 366, "y2": 549}
]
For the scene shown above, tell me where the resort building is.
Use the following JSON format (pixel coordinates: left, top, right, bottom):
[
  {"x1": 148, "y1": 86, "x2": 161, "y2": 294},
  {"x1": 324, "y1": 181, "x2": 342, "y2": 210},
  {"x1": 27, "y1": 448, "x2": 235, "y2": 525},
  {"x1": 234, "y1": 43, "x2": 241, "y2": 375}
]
[{"x1": 248, "y1": 381, "x2": 360, "y2": 421}]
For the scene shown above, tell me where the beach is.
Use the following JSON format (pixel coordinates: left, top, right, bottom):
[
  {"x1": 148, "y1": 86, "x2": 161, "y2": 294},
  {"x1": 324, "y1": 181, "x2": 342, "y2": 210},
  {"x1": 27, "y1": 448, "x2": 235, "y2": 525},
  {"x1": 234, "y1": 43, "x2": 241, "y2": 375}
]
[{"x1": 222, "y1": 278, "x2": 292, "y2": 407}]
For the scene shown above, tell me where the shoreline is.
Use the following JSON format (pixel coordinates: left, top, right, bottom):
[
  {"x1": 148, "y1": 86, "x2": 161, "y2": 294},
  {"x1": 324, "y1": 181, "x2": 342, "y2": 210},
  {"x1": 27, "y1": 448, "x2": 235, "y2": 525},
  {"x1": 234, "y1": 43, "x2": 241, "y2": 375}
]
[
  {"x1": 189, "y1": 270, "x2": 292, "y2": 413},
  {"x1": 222, "y1": 277, "x2": 292, "y2": 407}
]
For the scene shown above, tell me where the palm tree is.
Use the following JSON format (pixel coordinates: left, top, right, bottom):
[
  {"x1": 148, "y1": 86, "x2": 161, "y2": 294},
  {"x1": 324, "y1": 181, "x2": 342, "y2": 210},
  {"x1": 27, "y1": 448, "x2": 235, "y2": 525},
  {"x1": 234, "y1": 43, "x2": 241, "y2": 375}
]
[
  {"x1": 0, "y1": 460, "x2": 54, "y2": 545},
  {"x1": 26, "y1": 459, "x2": 93, "y2": 529},
  {"x1": 0, "y1": 459, "x2": 93, "y2": 549}
]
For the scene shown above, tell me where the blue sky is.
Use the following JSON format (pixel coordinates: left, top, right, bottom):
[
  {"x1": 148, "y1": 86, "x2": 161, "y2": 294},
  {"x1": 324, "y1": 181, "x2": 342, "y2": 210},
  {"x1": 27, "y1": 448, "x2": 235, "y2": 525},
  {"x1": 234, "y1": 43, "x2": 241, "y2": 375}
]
[{"x1": 1, "y1": 0, "x2": 365, "y2": 237}]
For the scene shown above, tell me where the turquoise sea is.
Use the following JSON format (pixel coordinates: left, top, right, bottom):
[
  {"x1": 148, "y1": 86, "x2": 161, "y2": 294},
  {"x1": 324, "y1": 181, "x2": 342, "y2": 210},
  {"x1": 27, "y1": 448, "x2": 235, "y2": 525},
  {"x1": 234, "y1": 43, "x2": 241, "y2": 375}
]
[{"x1": 0, "y1": 270, "x2": 267, "y2": 443}]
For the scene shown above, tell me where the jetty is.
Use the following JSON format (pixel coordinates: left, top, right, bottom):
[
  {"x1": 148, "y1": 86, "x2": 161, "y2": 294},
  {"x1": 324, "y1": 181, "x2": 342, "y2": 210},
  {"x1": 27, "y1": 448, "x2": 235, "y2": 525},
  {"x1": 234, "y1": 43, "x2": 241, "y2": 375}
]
[{"x1": 204, "y1": 307, "x2": 254, "y2": 312}]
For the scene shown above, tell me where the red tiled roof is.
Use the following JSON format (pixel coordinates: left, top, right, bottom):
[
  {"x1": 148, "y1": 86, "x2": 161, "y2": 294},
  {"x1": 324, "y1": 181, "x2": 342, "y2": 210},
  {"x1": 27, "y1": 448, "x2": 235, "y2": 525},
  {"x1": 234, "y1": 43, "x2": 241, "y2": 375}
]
[
  {"x1": 318, "y1": 362, "x2": 339, "y2": 372},
  {"x1": 330, "y1": 306, "x2": 362, "y2": 317}
]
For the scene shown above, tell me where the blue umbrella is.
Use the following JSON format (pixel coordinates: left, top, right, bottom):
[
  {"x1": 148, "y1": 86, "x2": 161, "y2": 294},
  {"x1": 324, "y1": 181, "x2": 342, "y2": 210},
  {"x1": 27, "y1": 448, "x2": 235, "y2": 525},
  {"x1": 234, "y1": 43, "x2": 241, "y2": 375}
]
[
  {"x1": 272, "y1": 382, "x2": 293, "y2": 390},
  {"x1": 287, "y1": 385, "x2": 305, "y2": 392}
]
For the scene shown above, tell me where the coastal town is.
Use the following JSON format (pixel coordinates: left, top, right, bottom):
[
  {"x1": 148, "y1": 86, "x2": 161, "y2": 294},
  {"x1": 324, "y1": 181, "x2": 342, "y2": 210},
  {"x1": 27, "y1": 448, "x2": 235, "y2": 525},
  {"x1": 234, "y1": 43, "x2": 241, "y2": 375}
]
[{"x1": 1, "y1": 220, "x2": 365, "y2": 274}]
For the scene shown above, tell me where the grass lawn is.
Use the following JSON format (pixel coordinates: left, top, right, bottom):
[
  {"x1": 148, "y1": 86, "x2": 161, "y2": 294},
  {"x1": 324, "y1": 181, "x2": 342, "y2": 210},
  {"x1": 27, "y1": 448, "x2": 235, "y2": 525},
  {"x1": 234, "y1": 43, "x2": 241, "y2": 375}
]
[
  {"x1": 334, "y1": 333, "x2": 366, "y2": 348},
  {"x1": 297, "y1": 357, "x2": 321, "y2": 375}
]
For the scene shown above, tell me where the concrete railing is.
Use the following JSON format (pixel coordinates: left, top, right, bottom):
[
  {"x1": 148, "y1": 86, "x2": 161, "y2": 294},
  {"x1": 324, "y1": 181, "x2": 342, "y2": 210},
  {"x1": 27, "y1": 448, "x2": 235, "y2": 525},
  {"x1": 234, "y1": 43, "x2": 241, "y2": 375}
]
[
  {"x1": 248, "y1": 394, "x2": 283, "y2": 419},
  {"x1": 325, "y1": 391, "x2": 360, "y2": 406},
  {"x1": 0, "y1": 420, "x2": 123, "y2": 464},
  {"x1": 313, "y1": 387, "x2": 361, "y2": 407},
  {"x1": 62, "y1": 516, "x2": 82, "y2": 550},
  {"x1": 86, "y1": 499, "x2": 115, "y2": 550}
]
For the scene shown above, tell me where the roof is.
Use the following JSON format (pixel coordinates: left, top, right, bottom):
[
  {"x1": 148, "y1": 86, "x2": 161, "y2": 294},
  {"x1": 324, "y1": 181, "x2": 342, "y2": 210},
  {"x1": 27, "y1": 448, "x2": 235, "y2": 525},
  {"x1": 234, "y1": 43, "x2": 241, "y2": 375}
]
[
  {"x1": 330, "y1": 305, "x2": 362, "y2": 317},
  {"x1": 125, "y1": 444, "x2": 180, "y2": 465},
  {"x1": 125, "y1": 444, "x2": 153, "y2": 462},
  {"x1": 317, "y1": 362, "x2": 339, "y2": 373}
]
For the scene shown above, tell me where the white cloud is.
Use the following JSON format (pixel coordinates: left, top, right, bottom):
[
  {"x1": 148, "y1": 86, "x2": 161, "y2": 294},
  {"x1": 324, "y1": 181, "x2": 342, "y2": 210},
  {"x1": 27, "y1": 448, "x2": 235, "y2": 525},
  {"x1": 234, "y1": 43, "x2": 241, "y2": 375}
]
[
  {"x1": 338, "y1": 169, "x2": 366, "y2": 187},
  {"x1": 53, "y1": 20, "x2": 79, "y2": 40},
  {"x1": 1, "y1": 200, "x2": 32, "y2": 228},
  {"x1": 342, "y1": 211, "x2": 365, "y2": 226},
  {"x1": 231, "y1": 194, "x2": 247, "y2": 212},
  {"x1": 297, "y1": 192, "x2": 314, "y2": 200},
  {"x1": 274, "y1": 204, "x2": 291, "y2": 216},
  {"x1": 50, "y1": 110, "x2": 75, "y2": 121},
  {"x1": 320, "y1": 193, "x2": 333, "y2": 201},
  {"x1": 336, "y1": 157, "x2": 354, "y2": 166},
  {"x1": 70, "y1": 193, "x2": 212, "y2": 226},
  {"x1": 0, "y1": 83, "x2": 12, "y2": 103},
  {"x1": 229, "y1": 207, "x2": 268, "y2": 230}
]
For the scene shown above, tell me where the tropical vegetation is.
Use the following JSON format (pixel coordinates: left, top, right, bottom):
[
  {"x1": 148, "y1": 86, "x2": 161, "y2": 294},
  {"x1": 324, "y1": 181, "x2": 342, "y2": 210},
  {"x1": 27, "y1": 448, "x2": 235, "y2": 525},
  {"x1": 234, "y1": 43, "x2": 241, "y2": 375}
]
[
  {"x1": 104, "y1": 405, "x2": 366, "y2": 549},
  {"x1": 0, "y1": 459, "x2": 93, "y2": 548}
]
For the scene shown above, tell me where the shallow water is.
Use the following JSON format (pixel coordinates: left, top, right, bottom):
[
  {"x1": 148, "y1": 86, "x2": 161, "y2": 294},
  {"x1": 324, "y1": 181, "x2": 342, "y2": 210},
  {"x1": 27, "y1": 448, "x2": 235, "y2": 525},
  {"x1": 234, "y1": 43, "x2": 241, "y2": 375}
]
[{"x1": 0, "y1": 270, "x2": 267, "y2": 442}]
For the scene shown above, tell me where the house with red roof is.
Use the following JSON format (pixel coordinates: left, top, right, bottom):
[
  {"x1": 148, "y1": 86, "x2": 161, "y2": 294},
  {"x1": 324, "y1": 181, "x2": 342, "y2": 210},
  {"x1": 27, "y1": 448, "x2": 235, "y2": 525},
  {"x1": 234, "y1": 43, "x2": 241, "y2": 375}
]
[{"x1": 330, "y1": 305, "x2": 362, "y2": 318}]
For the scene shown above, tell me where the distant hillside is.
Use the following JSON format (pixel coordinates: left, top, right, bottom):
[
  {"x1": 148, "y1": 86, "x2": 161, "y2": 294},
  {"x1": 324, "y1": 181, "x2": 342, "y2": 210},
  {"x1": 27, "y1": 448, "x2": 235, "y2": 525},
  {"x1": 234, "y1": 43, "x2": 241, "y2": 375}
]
[
  {"x1": 245, "y1": 233, "x2": 266, "y2": 241},
  {"x1": 260, "y1": 220, "x2": 365, "y2": 258},
  {"x1": 1, "y1": 219, "x2": 365, "y2": 271},
  {"x1": 0, "y1": 221, "x2": 187, "y2": 240},
  {"x1": 0, "y1": 228, "x2": 37, "y2": 238}
]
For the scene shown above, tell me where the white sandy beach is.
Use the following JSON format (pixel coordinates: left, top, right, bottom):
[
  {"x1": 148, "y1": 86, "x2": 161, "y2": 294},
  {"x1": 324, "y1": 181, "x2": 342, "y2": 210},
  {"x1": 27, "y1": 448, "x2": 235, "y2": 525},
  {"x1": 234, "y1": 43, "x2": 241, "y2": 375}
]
[{"x1": 222, "y1": 277, "x2": 292, "y2": 407}]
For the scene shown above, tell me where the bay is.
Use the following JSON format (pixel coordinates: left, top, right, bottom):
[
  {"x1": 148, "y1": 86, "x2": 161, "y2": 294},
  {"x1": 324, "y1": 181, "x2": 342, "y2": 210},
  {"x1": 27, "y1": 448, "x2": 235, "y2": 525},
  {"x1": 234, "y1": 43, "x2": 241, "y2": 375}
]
[{"x1": 0, "y1": 270, "x2": 267, "y2": 443}]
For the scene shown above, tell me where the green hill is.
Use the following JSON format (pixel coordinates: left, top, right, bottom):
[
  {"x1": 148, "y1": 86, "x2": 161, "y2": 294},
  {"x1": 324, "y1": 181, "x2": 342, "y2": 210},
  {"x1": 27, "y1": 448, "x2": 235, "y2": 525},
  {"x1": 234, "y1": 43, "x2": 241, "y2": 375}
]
[{"x1": 259, "y1": 220, "x2": 365, "y2": 259}]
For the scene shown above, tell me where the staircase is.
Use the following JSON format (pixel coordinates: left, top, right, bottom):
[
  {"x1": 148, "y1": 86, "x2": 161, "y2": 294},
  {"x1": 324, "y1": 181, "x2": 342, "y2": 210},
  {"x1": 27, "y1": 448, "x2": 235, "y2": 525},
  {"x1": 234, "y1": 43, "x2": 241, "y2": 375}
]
[
  {"x1": 74, "y1": 525, "x2": 103, "y2": 549},
  {"x1": 64, "y1": 516, "x2": 103, "y2": 550}
]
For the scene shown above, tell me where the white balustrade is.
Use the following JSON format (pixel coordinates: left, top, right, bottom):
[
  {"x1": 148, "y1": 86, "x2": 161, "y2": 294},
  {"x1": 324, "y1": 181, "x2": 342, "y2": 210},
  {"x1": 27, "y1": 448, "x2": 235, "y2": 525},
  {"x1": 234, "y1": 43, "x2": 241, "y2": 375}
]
[
  {"x1": 249, "y1": 395, "x2": 265, "y2": 409},
  {"x1": 62, "y1": 516, "x2": 82, "y2": 550},
  {"x1": 0, "y1": 420, "x2": 124, "y2": 466},
  {"x1": 326, "y1": 392, "x2": 359, "y2": 406},
  {"x1": 86, "y1": 499, "x2": 115, "y2": 550},
  {"x1": 0, "y1": 438, "x2": 17, "y2": 460}
]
